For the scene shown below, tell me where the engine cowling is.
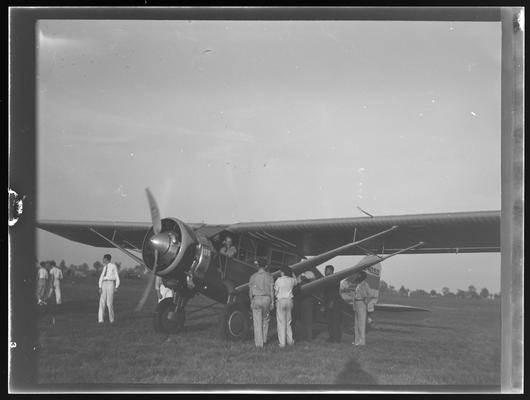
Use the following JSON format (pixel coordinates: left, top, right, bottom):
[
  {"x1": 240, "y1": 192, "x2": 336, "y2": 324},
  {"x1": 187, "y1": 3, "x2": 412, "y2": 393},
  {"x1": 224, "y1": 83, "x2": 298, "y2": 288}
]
[{"x1": 141, "y1": 217, "x2": 198, "y2": 277}]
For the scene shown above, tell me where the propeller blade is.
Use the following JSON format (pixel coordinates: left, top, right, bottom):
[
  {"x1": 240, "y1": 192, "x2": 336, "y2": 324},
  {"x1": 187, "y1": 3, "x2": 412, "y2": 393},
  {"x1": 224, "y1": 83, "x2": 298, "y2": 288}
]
[
  {"x1": 134, "y1": 249, "x2": 158, "y2": 312},
  {"x1": 146, "y1": 187, "x2": 162, "y2": 235}
]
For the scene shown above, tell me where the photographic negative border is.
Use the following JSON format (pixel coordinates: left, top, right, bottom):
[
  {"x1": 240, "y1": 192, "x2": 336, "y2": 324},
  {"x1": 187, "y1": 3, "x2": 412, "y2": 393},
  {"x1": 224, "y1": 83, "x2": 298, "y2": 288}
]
[{"x1": 8, "y1": 6, "x2": 524, "y2": 393}]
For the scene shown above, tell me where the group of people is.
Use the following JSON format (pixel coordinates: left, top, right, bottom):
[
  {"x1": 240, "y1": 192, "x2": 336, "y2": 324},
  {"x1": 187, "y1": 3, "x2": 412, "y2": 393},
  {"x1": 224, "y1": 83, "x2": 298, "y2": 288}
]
[
  {"x1": 36, "y1": 260, "x2": 63, "y2": 306},
  {"x1": 248, "y1": 259, "x2": 373, "y2": 348}
]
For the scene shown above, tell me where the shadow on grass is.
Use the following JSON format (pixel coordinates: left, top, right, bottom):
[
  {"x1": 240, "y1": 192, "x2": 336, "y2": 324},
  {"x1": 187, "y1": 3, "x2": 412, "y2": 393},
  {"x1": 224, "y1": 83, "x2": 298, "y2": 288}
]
[
  {"x1": 376, "y1": 321, "x2": 454, "y2": 331},
  {"x1": 183, "y1": 321, "x2": 216, "y2": 333},
  {"x1": 335, "y1": 357, "x2": 378, "y2": 385},
  {"x1": 369, "y1": 327, "x2": 412, "y2": 334}
]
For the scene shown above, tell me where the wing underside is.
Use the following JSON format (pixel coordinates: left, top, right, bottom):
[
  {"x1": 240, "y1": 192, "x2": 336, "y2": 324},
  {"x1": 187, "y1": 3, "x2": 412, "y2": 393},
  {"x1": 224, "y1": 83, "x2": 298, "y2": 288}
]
[
  {"x1": 227, "y1": 210, "x2": 500, "y2": 256},
  {"x1": 38, "y1": 210, "x2": 500, "y2": 256}
]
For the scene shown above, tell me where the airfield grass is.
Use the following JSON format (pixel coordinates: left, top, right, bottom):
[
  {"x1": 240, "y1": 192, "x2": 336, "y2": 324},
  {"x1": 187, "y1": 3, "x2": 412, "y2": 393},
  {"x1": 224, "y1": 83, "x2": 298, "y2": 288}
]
[{"x1": 36, "y1": 276, "x2": 500, "y2": 387}]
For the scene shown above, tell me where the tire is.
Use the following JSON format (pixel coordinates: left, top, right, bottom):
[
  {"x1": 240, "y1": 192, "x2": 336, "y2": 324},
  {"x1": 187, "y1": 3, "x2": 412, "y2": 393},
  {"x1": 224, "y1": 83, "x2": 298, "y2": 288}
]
[
  {"x1": 220, "y1": 302, "x2": 251, "y2": 341},
  {"x1": 154, "y1": 298, "x2": 185, "y2": 334}
]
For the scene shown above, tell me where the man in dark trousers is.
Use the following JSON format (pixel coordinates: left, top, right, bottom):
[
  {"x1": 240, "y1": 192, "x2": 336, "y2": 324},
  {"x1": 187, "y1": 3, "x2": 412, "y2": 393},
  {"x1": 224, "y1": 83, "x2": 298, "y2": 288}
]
[
  {"x1": 323, "y1": 265, "x2": 342, "y2": 343},
  {"x1": 295, "y1": 271, "x2": 316, "y2": 341}
]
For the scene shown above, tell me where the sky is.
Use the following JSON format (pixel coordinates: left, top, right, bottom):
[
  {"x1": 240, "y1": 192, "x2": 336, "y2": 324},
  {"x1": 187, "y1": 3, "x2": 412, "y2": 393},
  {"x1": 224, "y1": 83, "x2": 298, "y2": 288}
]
[{"x1": 37, "y1": 20, "x2": 501, "y2": 293}]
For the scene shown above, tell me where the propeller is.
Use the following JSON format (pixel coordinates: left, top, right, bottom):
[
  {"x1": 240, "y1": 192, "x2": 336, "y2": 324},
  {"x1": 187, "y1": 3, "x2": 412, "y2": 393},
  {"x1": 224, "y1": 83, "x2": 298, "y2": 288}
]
[
  {"x1": 146, "y1": 187, "x2": 162, "y2": 235},
  {"x1": 135, "y1": 188, "x2": 162, "y2": 312}
]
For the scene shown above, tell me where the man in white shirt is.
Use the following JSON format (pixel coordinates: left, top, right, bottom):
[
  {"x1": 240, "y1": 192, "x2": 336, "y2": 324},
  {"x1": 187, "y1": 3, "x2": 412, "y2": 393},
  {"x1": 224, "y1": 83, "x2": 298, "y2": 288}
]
[
  {"x1": 274, "y1": 266, "x2": 298, "y2": 347},
  {"x1": 48, "y1": 261, "x2": 64, "y2": 304},
  {"x1": 36, "y1": 261, "x2": 49, "y2": 305},
  {"x1": 98, "y1": 254, "x2": 120, "y2": 324},
  {"x1": 155, "y1": 275, "x2": 174, "y2": 302}
]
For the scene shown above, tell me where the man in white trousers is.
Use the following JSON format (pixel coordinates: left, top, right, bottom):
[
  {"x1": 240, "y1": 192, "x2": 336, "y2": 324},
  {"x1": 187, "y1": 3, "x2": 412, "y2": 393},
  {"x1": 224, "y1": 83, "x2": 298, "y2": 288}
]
[
  {"x1": 48, "y1": 261, "x2": 64, "y2": 304},
  {"x1": 353, "y1": 271, "x2": 370, "y2": 346},
  {"x1": 98, "y1": 254, "x2": 120, "y2": 324},
  {"x1": 274, "y1": 266, "x2": 298, "y2": 348}
]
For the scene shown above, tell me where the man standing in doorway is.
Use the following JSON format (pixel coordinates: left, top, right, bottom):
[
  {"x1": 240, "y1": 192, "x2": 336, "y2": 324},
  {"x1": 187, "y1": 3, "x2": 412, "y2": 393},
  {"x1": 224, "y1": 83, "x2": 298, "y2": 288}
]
[
  {"x1": 219, "y1": 235, "x2": 237, "y2": 280},
  {"x1": 248, "y1": 258, "x2": 274, "y2": 347},
  {"x1": 98, "y1": 254, "x2": 120, "y2": 324}
]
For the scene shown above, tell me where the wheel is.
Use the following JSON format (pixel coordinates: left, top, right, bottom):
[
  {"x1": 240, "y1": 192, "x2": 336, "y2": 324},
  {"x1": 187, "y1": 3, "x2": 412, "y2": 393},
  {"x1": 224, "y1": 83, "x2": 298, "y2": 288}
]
[
  {"x1": 154, "y1": 298, "x2": 185, "y2": 334},
  {"x1": 220, "y1": 302, "x2": 251, "y2": 341}
]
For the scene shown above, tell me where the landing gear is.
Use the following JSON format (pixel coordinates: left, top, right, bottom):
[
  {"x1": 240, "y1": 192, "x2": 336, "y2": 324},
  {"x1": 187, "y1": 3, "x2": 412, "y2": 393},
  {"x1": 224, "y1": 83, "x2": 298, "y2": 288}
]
[
  {"x1": 154, "y1": 297, "x2": 186, "y2": 334},
  {"x1": 220, "y1": 302, "x2": 251, "y2": 341}
]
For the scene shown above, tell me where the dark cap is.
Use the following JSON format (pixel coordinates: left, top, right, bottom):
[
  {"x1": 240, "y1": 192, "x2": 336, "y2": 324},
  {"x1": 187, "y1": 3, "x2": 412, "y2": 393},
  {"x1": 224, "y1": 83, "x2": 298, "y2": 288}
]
[{"x1": 256, "y1": 258, "x2": 267, "y2": 268}]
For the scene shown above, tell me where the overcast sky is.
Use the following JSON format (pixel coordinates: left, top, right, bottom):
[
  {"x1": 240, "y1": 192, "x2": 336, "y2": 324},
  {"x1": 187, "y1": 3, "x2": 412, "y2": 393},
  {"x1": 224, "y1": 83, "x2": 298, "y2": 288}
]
[{"x1": 37, "y1": 20, "x2": 501, "y2": 293}]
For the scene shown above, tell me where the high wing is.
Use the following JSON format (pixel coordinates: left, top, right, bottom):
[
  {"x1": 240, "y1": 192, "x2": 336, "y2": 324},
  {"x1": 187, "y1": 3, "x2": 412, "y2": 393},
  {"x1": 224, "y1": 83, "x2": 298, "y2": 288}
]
[
  {"x1": 226, "y1": 210, "x2": 500, "y2": 255},
  {"x1": 37, "y1": 220, "x2": 229, "y2": 250},
  {"x1": 38, "y1": 210, "x2": 499, "y2": 256}
]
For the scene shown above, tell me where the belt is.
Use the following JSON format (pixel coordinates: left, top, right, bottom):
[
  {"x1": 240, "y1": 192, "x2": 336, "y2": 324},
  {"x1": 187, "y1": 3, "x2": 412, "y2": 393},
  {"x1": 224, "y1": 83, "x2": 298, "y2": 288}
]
[
  {"x1": 103, "y1": 279, "x2": 115, "y2": 282},
  {"x1": 354, "y1": 299, "x2": 366, "y2": 302},
  {"x1": 253, "y1": 295, "x2": 270, "y2": 297}
]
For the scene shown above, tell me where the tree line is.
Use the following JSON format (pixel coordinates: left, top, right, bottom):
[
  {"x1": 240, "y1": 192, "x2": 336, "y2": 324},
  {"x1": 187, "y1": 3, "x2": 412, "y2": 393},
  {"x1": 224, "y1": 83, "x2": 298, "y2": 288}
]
[
  {"x1": 378, "y1": 280, "x2": 500, "y2": 300},
  {"x1": 43, "y1": 260, "x2": 500, "y2": 300}
]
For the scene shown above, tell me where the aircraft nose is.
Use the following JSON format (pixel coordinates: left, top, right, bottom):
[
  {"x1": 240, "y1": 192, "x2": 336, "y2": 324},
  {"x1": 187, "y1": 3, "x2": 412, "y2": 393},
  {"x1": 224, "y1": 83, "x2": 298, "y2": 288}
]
[{"x1": 150, "y1": 233, "x2": 171, "y2": 255}]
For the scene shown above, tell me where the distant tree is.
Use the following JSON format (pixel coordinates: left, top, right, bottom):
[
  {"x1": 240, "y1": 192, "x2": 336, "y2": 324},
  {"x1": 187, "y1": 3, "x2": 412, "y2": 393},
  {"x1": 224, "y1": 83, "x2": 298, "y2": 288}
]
[
  {"x1": 379, "y1": 280, "x2": 388, "y2": 292},
  {"x1": 493, "y1": 292, "x2": 500, "y2": 300},
  {"x1": 133, "y1": 264, "x2": 145, "y2": 274},
  {"x1": 480, "y1": 287, "x2": 490, "y2": 299},
  {"x1": 468, "y1": 285, "x2": 477, "y2": 295},
  {"x1": 429, "y1": 289, "x2": 438, "y2": 297},
  {"x1": 398, "y1": 285, "x2": 409, "y2": 297},
  {"x1": 93, "y1": 261, "x2": 103, "y2": 274},
  {"x1": 78, "y1": 262, "x2": 89, "y2": 272},
  {"x1": 442, "y1": 287, "x2": 451, "y2": 296},
  {"x1": 456, "y1": 289, "x2": 467, "y2": 299},
  {"x1": 388, "y1": 285, "x2": 396, "y2": 295},
  {"x1": 59, "y1": 259, "x2": 66, "y2": 271},
  {"x1": 115, "y1": 261, "x2": 122, "y2": 271},
  {"x1": 410, "y1": 289, "x2": 429, "y2": 297}
]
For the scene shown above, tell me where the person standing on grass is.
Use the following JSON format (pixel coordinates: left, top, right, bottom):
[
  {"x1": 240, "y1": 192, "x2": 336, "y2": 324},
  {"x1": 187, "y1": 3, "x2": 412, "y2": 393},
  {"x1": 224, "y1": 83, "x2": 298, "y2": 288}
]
[
  {"x1": 36, "y1": 261, "x2": 49, "y2": 305},
  {"x1": 248, "y1": 258, "x2": 274, "y2": 347},
  {"x1": 98, "y1": 254, "x2": 120, "y2": 324},
  {"x1": 352, "y1": 271, "x2": 370, "y2": 346},
  {"x1": 274, "y1": 266, "x2": 298, "y2": 348},
  {"x1": 48, "y1": 261, "x2": 63, "y2": 304},
  {"x1": 323, "y1": 265, "x2": 343, "y2": 343}
]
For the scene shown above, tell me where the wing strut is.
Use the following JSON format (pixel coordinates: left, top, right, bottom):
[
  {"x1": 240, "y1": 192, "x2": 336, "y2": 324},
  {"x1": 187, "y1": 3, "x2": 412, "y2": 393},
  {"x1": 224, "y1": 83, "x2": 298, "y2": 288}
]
[
  {"x1": 234, "y1": 225, "x2": 398, "y2": 293},
  {"x1": 299, "y1": 241, "x2": 424, "y2": 296},
  {"x1": 89, "y1": 227, "x2": 146, "y2": 267}
]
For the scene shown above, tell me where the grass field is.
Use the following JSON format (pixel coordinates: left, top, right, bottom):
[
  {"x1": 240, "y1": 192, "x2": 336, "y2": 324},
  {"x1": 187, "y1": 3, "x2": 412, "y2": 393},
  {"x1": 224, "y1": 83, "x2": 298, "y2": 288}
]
[{"x1": 36, "y1": 275, "x2": 501, "y2": 389}]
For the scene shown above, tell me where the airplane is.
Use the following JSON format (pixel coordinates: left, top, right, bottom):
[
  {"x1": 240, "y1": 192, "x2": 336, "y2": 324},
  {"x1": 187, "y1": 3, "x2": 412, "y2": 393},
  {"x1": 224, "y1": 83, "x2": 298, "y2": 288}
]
[{"x1": 37, "y1": 188, "x2": 500, "y2": 341}]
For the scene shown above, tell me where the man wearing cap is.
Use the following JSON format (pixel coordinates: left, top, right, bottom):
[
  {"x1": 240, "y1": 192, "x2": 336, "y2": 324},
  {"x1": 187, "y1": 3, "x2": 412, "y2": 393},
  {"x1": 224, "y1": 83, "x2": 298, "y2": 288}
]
[
  {"x1": 248, "y1": 258, "x2": 274, "y2": 347},
  {"x1": 98, "y1": 254, "x2": 120, "y2": 324}
]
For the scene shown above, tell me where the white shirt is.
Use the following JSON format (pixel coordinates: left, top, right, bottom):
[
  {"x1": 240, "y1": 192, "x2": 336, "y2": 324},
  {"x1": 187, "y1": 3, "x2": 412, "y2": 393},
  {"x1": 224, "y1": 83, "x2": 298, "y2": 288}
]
[
  {"x1": 38, "y1": 267, "x2": 48, "y2": 280},
  {"x1": 274, "y1": 276, "x2": 297, "y2": 299},
  {"x1": 49, "y1": 267, "x2": 63, "y2": 281},
  {"x1": 98, "y1": 262, "x2": 120, "y2": 289}
]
